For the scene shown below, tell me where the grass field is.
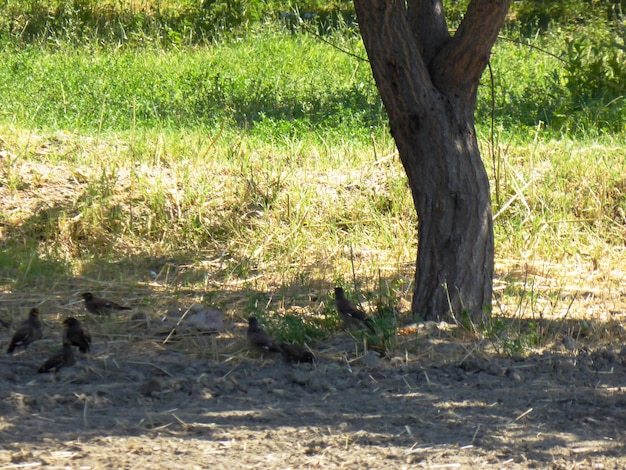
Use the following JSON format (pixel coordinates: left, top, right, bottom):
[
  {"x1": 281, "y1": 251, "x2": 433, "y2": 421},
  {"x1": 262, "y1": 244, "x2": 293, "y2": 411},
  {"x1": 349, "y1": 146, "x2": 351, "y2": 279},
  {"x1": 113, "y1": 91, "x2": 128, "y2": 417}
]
[
  {"x1": 1, "y1": 6, "x2": 625, "y2": 350},
  {"x1": 2, "y1": 5, "x2": 626, "y2": 468}
]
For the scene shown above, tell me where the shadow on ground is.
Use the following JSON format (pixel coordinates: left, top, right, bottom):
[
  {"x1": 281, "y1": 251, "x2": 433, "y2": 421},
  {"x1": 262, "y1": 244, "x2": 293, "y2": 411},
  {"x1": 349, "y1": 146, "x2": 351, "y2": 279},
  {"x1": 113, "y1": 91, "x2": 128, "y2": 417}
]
[{"x1": 0, "y1": 292, "x2": 624, "y2": 468}]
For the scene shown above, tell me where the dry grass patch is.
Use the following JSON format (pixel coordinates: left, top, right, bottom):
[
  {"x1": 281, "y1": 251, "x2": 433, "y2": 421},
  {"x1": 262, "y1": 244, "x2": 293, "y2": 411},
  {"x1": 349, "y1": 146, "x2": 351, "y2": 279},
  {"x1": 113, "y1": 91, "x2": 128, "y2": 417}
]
[{"x1": 1, "y1": 126, "x2": 626, "y2": 354}]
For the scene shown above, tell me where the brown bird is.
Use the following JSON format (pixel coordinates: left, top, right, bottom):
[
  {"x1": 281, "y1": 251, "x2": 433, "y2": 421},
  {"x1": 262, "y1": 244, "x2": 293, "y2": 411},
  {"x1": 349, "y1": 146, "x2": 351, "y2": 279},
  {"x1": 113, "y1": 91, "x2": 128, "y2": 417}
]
[
  {"x1": 37, "y1": 341, "x2": 76, "y2": 373},
  {"x1": 63, "y1": 317, "x2": 91, "y2": 353},
  {"x1": 6, "y1": 308, "x2": 43, "y2": 354},
  {"x1": 81, "y1": 292, "x2": 131, "y2": 315},
  {"x1": 246, "y1": 317, "x2": 283, "y2": 356},
  {"x1": 334, "y1": 287, "x2": 375, "y2": 332},
  {"x1": 279, "y1": 343, "x2": 315, "y2": 364}
]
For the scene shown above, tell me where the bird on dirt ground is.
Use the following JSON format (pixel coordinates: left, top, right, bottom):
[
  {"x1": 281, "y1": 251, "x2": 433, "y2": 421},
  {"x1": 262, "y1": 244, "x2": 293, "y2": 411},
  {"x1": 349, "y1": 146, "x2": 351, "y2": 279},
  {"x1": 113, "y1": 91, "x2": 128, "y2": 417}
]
[
  {"x1": 247, "y1": 317, "x2": 283, "y2": 357},
  {"x1": 37, "y1": 341, "x2": 76, "y2": 373},
  {"x1": 6, "y1": 308, "x2": 44, "y2": 354},
  {"x1": 279, "y1": 343, "x2": 315, "y2": 364},
  {"x1": 334, "y1": 287, "x2": 375, "y2": 332},
  {"x1": 81, "y1": 292, "x2": 131, "y2": 315},
  {"x1": 63, "y1": 317, "x2": 91, "y2": 353}
]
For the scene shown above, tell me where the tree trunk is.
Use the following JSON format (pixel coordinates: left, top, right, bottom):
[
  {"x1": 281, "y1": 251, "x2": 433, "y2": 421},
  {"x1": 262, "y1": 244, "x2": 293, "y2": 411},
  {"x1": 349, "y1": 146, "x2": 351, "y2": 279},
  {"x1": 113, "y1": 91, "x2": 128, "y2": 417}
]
[{"x1": 354, "y1": 0, "x2": 512, "y2": 322}]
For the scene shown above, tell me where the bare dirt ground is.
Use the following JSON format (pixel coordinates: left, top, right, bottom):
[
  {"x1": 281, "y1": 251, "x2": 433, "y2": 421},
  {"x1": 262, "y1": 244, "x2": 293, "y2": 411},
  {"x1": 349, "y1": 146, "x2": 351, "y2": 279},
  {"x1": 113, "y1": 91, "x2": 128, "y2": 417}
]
[{"x1": 1, "y1": 313, "x2": 625, "y2": 470}]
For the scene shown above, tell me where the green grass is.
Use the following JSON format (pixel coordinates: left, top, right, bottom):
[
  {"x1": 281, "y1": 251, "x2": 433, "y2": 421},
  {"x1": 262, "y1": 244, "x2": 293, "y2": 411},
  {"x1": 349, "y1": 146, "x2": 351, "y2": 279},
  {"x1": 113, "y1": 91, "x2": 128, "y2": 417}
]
[
  {"x1": 481, "y1": 27, "x2": 626, "y2": 135},
  {"x1": 0, "y1": 26, "x2": 383, "y2": 136},
  {"x1": 1, "y1": 10, "x2": 625, "y2": 353}
]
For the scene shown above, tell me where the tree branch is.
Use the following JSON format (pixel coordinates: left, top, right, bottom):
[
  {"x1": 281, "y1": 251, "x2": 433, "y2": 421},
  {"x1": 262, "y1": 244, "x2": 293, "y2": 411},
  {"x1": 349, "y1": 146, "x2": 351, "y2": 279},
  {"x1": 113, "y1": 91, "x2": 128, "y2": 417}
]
[
  {"x1": 354, "y1": 0, "x2": 432, "y2": 115},
  {"x1": 408, "y1": 0, "x2": 450, "y2": 66},
  {"x1": 431, "y1": 0, "x2": 513, "y2": 96}
]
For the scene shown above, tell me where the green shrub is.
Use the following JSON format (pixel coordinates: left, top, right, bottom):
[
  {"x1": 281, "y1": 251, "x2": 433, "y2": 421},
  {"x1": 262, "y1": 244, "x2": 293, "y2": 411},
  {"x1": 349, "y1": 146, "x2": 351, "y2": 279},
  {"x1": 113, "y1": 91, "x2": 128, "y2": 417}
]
[{"x1": 510, "y1": 0, "x2": 625, "y2": 32}]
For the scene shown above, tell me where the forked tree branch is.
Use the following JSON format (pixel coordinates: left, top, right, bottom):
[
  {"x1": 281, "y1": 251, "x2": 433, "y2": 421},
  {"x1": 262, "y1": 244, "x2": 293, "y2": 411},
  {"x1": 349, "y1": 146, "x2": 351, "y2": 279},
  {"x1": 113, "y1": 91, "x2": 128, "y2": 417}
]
[
  {"x1": 408, "y1": 0, "x2": 450, "y2": 66},
  {"x1": 430, "y1": 0, "x2": 513, "y2": 96},
  {"x1": 354, "y1": 0, "x2": 432, "y2": 114}
]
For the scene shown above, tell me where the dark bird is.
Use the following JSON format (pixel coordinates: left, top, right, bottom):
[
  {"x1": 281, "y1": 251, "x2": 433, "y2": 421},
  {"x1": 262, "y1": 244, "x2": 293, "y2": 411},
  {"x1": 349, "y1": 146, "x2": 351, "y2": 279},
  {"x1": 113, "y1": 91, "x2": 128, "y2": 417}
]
[
  {"x1": 63, "y1": 317, "x2": 91, "y2": 353},
  {"x1": 246, "y1": 317, "x2": 283, "y2": 356},
  {"x1": 37, "y1": 341, "x2": 76, "y2": 373},
  {"x1": 81, "y1": 292, "x2": 131, "y2": 315},
  {"x1": 6, "y1": 308, "x2": 43, "y2": 354},
  {"x1": 334, "y1": 287, "x2": 375, "y2": 332},
  {"x1": 279, "y1": 343, "x2": 315, "y2": 364}
]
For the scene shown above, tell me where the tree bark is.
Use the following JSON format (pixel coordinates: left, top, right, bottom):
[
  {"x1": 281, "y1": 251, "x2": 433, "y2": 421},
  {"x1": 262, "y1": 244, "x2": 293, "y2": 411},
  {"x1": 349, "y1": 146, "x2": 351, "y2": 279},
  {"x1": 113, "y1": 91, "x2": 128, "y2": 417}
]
[{"x1": 354, "y1": 0, "x2": 512, "y2": 322}]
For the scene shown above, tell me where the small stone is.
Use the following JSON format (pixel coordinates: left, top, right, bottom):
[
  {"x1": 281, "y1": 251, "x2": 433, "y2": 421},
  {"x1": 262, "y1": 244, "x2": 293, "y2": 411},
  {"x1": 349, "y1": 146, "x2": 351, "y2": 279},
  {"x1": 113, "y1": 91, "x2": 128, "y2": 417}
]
[
  {"x1": 390, "y1": 356, "x2": 405, "y2": 367},
  {"x1": 562, "y1": 335, "x2": 576, "y2": 352},
  {"x1": 505, "y1": 368, "x2": 524, "y2": 382},
  {"x1": 358, "y1": 351, "x2": 381, "y2": 368},
  {"x1": 139, "y1": 379, "x2": 162, "y2": 397}
]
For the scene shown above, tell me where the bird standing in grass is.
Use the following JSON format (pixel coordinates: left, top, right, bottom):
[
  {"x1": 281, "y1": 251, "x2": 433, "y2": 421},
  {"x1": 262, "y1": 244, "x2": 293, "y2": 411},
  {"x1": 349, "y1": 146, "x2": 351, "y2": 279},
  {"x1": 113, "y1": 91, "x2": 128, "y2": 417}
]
[
  {"x1": 279, "y1": 343, "x2": 315, "y2": 364},
  {"x1": 334, "y1": 287, "x2": 375, "y2": 332},
  {"x1": 246, "y1": 317, "x2": 283, "y2": 357},
  {"x1": 38, "y1": 341, "x2": 76, "y2": 373},
  {"x1": 63, "y1": 317, "x2": 91, "y2": 353},
  {"x1": 81, "y1": 292, "x2": 131, "y2": 316},
  {"x1": 6, "y1": 308, "x2": 43, "y2": 354}
]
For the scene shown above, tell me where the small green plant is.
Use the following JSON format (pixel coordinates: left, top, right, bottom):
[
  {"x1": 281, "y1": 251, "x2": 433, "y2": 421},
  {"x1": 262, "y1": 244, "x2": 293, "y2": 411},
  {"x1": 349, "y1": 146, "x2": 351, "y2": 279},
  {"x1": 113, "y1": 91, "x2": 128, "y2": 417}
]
[
  {"x1": 269, "y1": 312, "x2": 330, "y2": 344},
  {"x1": 368, "y1": 300, "x2": 398, "y2": 355}
]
